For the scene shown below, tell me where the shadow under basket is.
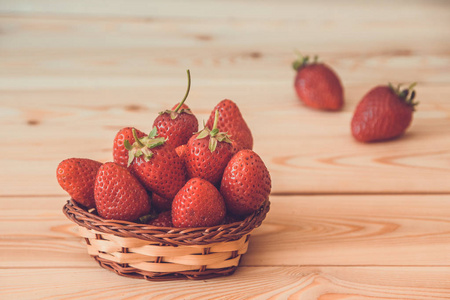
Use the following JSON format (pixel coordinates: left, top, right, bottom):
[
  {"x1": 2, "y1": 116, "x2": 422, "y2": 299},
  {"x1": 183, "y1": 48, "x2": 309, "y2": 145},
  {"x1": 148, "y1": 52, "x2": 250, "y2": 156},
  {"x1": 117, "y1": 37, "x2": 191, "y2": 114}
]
[{"x1": 63, "y1": 199, "x2": 270, "y2": 281}]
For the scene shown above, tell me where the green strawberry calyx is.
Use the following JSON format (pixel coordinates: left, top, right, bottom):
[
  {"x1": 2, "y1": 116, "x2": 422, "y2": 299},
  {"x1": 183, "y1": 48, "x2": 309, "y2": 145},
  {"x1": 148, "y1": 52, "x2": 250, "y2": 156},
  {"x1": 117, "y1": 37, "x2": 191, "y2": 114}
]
[
  {"x1": 292, "y1": 51, "x2": 319, "y2": 71},
  {"x1": 388, "y1": 82, "x2": 419, "y2": 111},
  {"x1": 159, "y1": 69, "x2": 193, "y2": 120},
  {"x1": 196, "y1": 110, "x2": 232, "y2": 152},
  {"x1": 124, "y1": 127, "x2": 166, "y2": 167}
]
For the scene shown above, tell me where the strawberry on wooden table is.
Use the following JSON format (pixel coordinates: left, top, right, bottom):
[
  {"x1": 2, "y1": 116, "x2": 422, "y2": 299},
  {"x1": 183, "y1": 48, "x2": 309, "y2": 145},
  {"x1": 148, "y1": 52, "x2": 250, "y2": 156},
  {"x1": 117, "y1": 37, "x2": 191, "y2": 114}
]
[
  {"x1": 185, "y1": 110, "x2": 234, "y2": 185},
  {"x1": 221, "y1": 150, "x2": 271, "y2": 216},
  {"x1": 127, "y1": 127, "x2": 186, "y2": 200},
  {"x1": 94, "y1": 162, "x2": 151, "y2": 221},
  {"x1": 206, "y1": 99, "x2": 253, "y2": 150},
  {"x1": 172, "y1": 178, "x2": 226, "y2": 228},
  {"x1": 153, "y1": 70, "x2": 198, "y2": 148},
  {"x1": 351, "y1": 83, "x2": 418, "y2": 143},
  {"x1": 56, "y1": 158, "x2": 102, "y2": 208},
  {"x1": 113, "y1": 127, "x2": 146, "y2": 168},
  {"x1": 293, "y1": 53, "x2": 344, "y2": 111}
]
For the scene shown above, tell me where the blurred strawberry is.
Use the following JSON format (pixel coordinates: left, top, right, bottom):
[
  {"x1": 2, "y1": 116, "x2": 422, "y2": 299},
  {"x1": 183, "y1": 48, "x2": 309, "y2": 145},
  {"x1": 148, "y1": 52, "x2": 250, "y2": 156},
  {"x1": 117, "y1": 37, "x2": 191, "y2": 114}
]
[
  {"x1": 293, "y1": 53, "x2": 344, "y2": 111},
  {"x1": 351, "y1": 83, "x2": 418, "y2": 142}
]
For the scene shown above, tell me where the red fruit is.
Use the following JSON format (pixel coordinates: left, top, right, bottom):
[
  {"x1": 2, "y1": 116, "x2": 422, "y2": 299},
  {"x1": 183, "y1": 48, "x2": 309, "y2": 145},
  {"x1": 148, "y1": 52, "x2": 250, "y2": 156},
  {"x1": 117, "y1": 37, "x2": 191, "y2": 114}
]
[
  {"x1": 220, "y1": 150, "x2": 271, "y2": 216},
  {"x1": 293, "y1": 54, "x2": 343, "y2": 111},
  {"x1": 127, "y1": 128, "x2": 186, "y2": 200},
  {"x1": 94, "y1": 162, "x2": 150, "y2": 221},
  {"x1": 206, "y1": 99, "x2": 253, "y2": 150},
  {"x1": 56, "y1": 158, "x2": 102, "y2": 208},
  {"x1": 222, "y1": 214, "x2": 242, "y2": 225},
  {"x1": 172, "y1": 178, "x2": 226, "y2": 228},
  {"x1": 148, "y1": 210, "x2": 173, "y2": 227},
  {"x1": 351, "y1": 83, "x2": 418, "y2": 143},
  {"x1": 185, "y1": 110, "x2": 234, "y2": 185},
  {"x1": 175, "y1": 144, "x2": 187, "y2": 159},
  {"x1": 152, "y1": 193, "x2": 172, "y2": 212},
  {"x1": 113, "y1": 127, "x2": 146, "y2": 168},
  {"x1": 153, "y1": 70, "x2": 198, "y2": 148}
]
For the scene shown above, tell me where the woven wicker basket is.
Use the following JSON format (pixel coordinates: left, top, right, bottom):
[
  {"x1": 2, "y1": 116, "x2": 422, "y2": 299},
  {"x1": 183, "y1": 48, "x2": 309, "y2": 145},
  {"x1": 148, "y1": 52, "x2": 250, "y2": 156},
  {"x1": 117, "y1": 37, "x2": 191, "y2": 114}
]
[{"x1": 63, "y1": 199, "x2": 270, "y2": 281}]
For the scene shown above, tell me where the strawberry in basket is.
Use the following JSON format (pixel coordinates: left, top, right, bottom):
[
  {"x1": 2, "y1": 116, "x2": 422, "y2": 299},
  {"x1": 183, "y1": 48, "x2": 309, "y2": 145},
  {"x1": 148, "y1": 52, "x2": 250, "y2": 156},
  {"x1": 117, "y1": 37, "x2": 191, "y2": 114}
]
[
  {"x1": 184, "y1": 110, "x2": 234, "y2": 186},
  {"x1": 56, "y1": 158, "x2": 102, "y2": 209},
  {"x1": 221, "y1": 149, "x2": 272, "y2": 216},
  {"x1": 152, "y1": 70, "x2": 199, "y2": 148},
  {"x1": 95, "y1": 162, "x2": 151, "y2": 221},
  {"x1": 206, "y1": 99, "x2": 253, "y2": 150},
  {"x1": 126, "y1": 127, "x2": 187, "y2": 201}
]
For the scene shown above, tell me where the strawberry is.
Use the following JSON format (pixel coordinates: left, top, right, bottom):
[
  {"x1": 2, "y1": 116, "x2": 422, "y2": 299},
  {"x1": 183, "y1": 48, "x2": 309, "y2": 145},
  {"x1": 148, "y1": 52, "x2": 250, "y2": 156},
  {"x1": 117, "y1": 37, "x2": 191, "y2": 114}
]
[
  {"x1": 152, "y1": 193, "x2": 172, "y2": 212},
  {"x1": 148, "y1": 210, "x2": 173, "y2": 227},
  {"x1": 56, "y1": 158, "x2": 102, "y2": 208},
  {"x1": 127, "y1": 128, "x2": 186, "y2": 200},
  {"x1": 185, "y1": 110, "x2": 234, "y2": 185},
  {"x1": 220, "y1": 150, "x2": 271, "y2": 216},
  {"x1": 153, "y1": 70, "x2": 198, "y2": 148},
  {"x1": 175, "y1": 144, "x2": 187, "y2": 159},
  {"x1": 351, "y1": 83, "x2": 418, "y2": 143},
  {"x1": 292, "y1": 53, "x2": 344, "y2": 111},
  {"x1": 206, "y1": 99, "x2": 253, "y2": 150},
  {"x1": 113, "y1": 127, "x2": 146, "y2": 168},
  {"x1": 172, "y1": 178, "x2": 226, "y2": 228},
  {"x1": 94, "y1": 162, "x2": 150, "y2": 221}
]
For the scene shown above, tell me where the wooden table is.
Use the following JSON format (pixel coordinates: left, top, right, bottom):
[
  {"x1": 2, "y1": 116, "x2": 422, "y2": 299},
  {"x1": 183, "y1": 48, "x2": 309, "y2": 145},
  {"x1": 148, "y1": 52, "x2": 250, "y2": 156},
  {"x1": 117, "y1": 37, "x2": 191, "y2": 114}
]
[{"x1": 1, "y1": 1, "x2": 450, "y2": 298}]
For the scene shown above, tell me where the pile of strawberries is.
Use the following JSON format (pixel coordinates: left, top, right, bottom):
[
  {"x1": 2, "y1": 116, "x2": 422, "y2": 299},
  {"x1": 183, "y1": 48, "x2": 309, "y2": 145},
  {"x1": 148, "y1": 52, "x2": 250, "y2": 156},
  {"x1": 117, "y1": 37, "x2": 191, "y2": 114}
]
[
  {"x1": 57, "y1": 70, "x2": 271, "y2": 228},
  {"x1": 292, "y1": 53, "x2": 418, "y2": 142}
]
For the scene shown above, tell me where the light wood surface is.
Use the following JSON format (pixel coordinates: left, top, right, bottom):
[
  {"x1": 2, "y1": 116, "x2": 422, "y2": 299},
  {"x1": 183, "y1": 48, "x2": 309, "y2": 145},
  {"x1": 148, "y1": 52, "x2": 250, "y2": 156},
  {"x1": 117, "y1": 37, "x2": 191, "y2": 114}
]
[{"x1": 1, "y1": 1, "x2": 449, "y2": 299}]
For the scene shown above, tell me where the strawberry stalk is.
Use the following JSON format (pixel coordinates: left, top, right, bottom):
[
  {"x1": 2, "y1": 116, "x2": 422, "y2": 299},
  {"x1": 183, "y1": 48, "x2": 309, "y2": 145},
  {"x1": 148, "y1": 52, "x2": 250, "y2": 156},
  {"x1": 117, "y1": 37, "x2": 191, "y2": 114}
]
[
  {"x1": 159, "y1": 69, "x2": 193, "y2": 119},
  {"x1": 173, "y1": 69, "x2": 191, "y2": 113},
  {"x1": 196, "y1": 109, "x2": 232, "y2": 152},
  {"x1": 125, "y1": 128, "x2": 166, "y2": 167},
  {"x1": 292, "y1": 51, "x2": 318, "y2": 71},
  {"x1": 388, "y1": 82, "x2": 419, "y2": 110}
]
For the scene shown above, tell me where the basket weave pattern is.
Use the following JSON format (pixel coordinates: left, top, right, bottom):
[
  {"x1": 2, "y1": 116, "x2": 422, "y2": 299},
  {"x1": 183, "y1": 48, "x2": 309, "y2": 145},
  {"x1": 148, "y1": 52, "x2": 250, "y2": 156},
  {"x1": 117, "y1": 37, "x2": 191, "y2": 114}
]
[{"x1": 63, "y1": 199, "x2": 270, "y2": 280}]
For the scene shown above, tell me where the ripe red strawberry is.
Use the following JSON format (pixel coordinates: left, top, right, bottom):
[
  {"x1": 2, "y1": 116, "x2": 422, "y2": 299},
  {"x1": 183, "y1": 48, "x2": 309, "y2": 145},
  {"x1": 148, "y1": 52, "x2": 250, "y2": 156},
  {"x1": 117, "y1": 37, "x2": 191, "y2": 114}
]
[
  {"x1": 206, "y1": 99, "x2": 253, "y2": 150},
  {"x1": 113, "y1": 127, "x2": 146, "y2": 168},
  {"x1": 175, "y1": 144, "x2": 187, "y2": 159},
  {"x1": 351, "y1": 83, "x2": 418, "y2": 143},
  {"x1": 185, "y1": 110, "x2": 234, "y2": 185},
  {"x1": 56, "y1": 158, "x2": 102, "y2": 208},
  {"x1": 94, "y1": 162, "x2": 150, "y2": 221},
  {"x1": 293, "y1": 53, "x2": 343, "y2": 111},
  {"x1": 220, "y1": 150, "x2": 271, "y2": 216},
  {"x1": 127, "y1": 128, "x2": 186, "y2": 200},
  {"x1": 148, "y1": 210, "x2": 173, "y2": 227},
  {"x1": 172, "y1": 178, "x2": 226, "y2": 228},
  {"x1": 152, "y1": 193, "x2": 172, "y2": 212},
  {"x1": 153, "y1": 70, "x2": 198, "y2": 148}
]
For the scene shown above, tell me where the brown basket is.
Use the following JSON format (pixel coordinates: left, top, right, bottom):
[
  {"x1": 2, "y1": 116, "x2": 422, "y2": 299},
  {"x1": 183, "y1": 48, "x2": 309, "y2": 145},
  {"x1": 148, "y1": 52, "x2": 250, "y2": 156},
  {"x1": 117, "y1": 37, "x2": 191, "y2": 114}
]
[{"x1": 63, "y1": 199, "x2": 270, "y2": 281}]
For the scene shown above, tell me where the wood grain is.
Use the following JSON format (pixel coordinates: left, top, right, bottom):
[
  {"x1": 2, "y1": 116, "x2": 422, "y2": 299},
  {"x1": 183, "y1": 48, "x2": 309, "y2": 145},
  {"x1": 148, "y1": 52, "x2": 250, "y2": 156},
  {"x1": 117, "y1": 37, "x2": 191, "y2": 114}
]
[
  {"x1": 1, "y1": 3, "x2": 449, "y2": 196},
  {"x1": 1, "y1": 195, "x2": 449, "y2": 268},
  {"x1": 1, "y1": 84, "x2": 450, "y2": 195},
  {"x1": 1, "y1": 267, "x2": 449, "y2": 300},
  {"x1": 1, "y1": 1, "x2": 449, "y2": 298}
]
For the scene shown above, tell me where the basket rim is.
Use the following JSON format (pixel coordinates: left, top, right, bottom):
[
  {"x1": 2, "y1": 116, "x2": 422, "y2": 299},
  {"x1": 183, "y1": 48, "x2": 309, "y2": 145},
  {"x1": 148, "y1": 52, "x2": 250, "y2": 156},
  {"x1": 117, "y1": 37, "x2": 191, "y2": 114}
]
[{"x1": 63, "y1": 199, "x2": 270, "y2": 246}]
